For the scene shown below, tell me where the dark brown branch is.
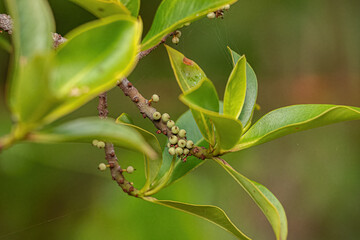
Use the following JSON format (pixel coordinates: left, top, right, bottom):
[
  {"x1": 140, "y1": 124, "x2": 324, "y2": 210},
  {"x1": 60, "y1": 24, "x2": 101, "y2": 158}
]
[
  {"x1": 98, "y1": 92, "x2": 139, "y2": 197},
  {"x1": 138, "y1": 33, "x2": 172, "y2": 60},
  {"x1": 118, "y1": 78, "x2": 211, "y2": 160}
]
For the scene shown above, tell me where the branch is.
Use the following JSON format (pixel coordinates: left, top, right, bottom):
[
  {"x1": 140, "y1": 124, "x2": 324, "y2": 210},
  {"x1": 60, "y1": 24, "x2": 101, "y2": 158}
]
[
  {"x1": 118, "y1": 78, "x2": 211, "y2": 160},
  {"x1": 98, "y1": 92, "x2": 139, "y2": 197}
]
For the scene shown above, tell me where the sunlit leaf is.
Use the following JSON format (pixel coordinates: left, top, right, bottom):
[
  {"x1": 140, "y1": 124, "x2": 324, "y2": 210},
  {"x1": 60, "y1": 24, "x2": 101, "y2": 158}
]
[
  {"x1": 234, "y1": 104, "x2": 360, "y2": 151},
  {"x1": 43, "y1": 15, "x2": 142, "y2": 124},
  {"x1": 142, "y1": 0, "x2": 238, "y2": 50},
  {"x1": 180, "y1": 79, "x2": 243, "y2": 152},
  {"x1": 70, "y1": 0, "x2": 131, "y2": 18},
  {"x1": 223, "y1": 55, "x2": 246, "y2": 119},
  {"x1": 6, "y1": 0, "x2": 55, "y2": 121},
  {"x1": 144, "y1": 197, "x2": 251, "y2": 240},
  {"x1": 120, "y1": 0, "x2": 140, "y2": 16},
  {"x1": 227, "y1": 47, "x2": 258, "y2": 127},
  {"x1": 213, "y1": 158, "x2": 287, "y2": 240},
  {"x1": 30, "y1": 117, "x2": 157, "y2": 159}
]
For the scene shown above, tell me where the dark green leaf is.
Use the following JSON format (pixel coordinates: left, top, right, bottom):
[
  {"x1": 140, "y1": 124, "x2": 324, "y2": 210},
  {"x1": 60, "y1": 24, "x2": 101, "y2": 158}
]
[
  {"x1": 30, "y1": 117, "x2": 157, "y2": 159},
  {"x1": 116, "y1": 112, "x2": 134, "y2": 124},
  {"x1": 234, "y1": 104, "x2": 360, "y2": 151},
  {"x1": 142, "y1": 0, "x2": 238, "y2": 50},
  {"x1": 70, "y1": 0, "x2": 131, "y2": 18},
  {"x1": 227, "y1": 47, "x2": 258, "y2": 127},
  {"x1": 214, "y1": 158, "x2": 287, "y2": 240},
  {"x1": 43, "y1": 15, "x2": 142, "y2": 123},
  {"x1": 144, "y1": 197, "x2": 251, "y2": 240}
]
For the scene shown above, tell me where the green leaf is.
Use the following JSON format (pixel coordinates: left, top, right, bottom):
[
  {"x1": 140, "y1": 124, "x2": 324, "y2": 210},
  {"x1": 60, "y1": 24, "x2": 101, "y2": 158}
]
[
  {"x1": 30, "y1": 117, "x2": 157, "y2": 159},
  {"x1": 142, "y1": 0, "x2": 238, "y2": 50},
  {"x1": 6, "y1": 0, "x2": 55, "y2": 121},
  {"x1": 0, "y1": 35, "x2": 12, "y2": 53},
  {"x1": 43, "y1": 15, "x2": 142, "y2": 124},
  {"x1": 180, "y1": 79, "x2": 243, "y2": 152},
  {"x1": 120, "y1": 0, "x2": 140, "y2": 16},
  {"x1": 234, "y1": 104, "x2": 360, "y2": 151},
  {"x1": 223, "y1": 55, "x2": 247, "y2": 119},
  {"x1": 155, "y1": 110, "x2": 207, "y2": 188},
  {"x1": 213, "y1": 158, "x2": 287, "y2": 240},
  {"x1": 116, "y1": 112, "x2": 134, "y2": 124},
  {"x1": 144, "y1": 197, "x2": 251, "y2": 240},
  {"x1": 227, "y1": 47, "x2": 258, "y2": 127},
  {"x1": 70, "y1": 0, "x2": 131, "y2": 18},
  {"x1": 165, "y1": 45, "x2": 207, "y2": 92}
]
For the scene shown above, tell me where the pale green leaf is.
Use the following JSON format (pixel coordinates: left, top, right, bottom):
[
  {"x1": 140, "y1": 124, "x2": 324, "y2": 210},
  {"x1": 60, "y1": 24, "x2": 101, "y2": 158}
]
[
  {"x1": 70, "y1": 0, "x2": 131, "y2": 17},
  {"x1": 142, "y1": 0, "x2": 238, "y2": 50},
  {"x1": 214, "y1": 158, "x2": 287, "y2": 240},
  {"x1": 234, "y1": 104, "x2": 360, "y2": 151},
  {"x1": 30, "y1": 117, "x2": 157, "y2": 159},
  {"x1": 144, "y1": 197, "x2": 251, "y2": 240}
]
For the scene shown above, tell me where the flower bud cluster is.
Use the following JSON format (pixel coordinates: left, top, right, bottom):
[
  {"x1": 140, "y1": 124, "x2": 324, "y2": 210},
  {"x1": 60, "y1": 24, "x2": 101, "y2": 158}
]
[
  {"x1": 92, "y1": 139, "x2": 105, "y2": 148},
  {"x1": 207, "y1": 4, "x2": 230, "y2": 19},
  {"x1": 172, "y1": 30, "x2": 182, "y2": 44}
]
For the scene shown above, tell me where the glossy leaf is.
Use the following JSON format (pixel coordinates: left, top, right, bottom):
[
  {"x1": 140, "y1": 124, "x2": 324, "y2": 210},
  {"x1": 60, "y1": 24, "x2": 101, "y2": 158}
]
[
  {"x1": 227, "y1": 47, "x2": 258, "y2": 127},
  {"x1": 213, "y1": 158, "x2": 287, "y2": 240},
  {"x1": 116, "y1": 112, "x2": 134, "y2": 124},
  {"x1": 43, "y1": 15, "x2": 142, "y2": 123},
  {"x1": 70, "y1": 0, "x2": 131, "y2": 18},
  {"x1": 6, "y1": 0, "x2": 55, "y2": 121},
  {"x1": 155, "y1": 110, "x2": 207, "y2": 188},
  {"x1": 142, "y1": 0, "x2": 238, "y2": 50},
  {"x1": 120, "y1": 0, "x2": 140, "y2": 16},
  {"x1": 223, "y1": 55, "x2": 247, "y2": 119},
  {"x1": 180, "y1": 79, "x2": 243, "y2": 152},
  {"x1": 166, "y1": 45, "x2": 216, "y2": 144},
  {"x1": 144, "y1": 197, "x2": 251, "y2": 240},
  {"x1": 30, "y1": 117, "x2": 157, "y2": 159},
  {"x1": 234, "y1": 104, "x2": 360, "y2": 151}
]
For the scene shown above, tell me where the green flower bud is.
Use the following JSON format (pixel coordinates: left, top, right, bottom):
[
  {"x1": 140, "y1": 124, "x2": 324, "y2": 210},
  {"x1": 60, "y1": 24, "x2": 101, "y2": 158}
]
[
  {"x1": 184, "y1": 22, "x2": 191, "y2": 26},
  {"x1": 126, "y1": 166, "x2": 135, "y2": 174},
  {"x1": 186, "y1": 140, "x2": 194, "y2": 149},
  {"x1": 167, "y1": 142, "x2": 171, "y2": 148},
  {"x1": 167, "y1": 120, "x2": 175, "y2": 128},
  {"x1": 168, "y1": 147, "x2": 176, "y2": 155},
  {"x1": 151, "y1": 94, "x2": 160, "y2": 102},
  {"x1": 153, "y1": 111, "x2": 161, "y2": 120},
  {"x1": 178, "y1": 129, "x2": 186, "y2": 138},
  {"x1": 92, "y1": 139, "x2": 99, "y2": 146},
  {"x1": 207, "y1": 12, "x2": 216, "y2": 19},
  {"x1": 175, "y1": 147, "x2": 183, "y2": 156},
  {"x1": 171, "y1": 126, "x2": 180, "y2": 134},
  {"x1": 98, "y1": 163, "x2": 107, "y2": 171},
  {"x1": 169, "y1": 135, "x2": 178, "y2": 144},
  {"x1": 178, "y1": 139, "x2": 186, "y2": 148},
  {"x1": 223, "y1": 4, "x2": 230, "y2": 10},
  {"x1": 172, "y1": 36, "x2": 180, "y2": 44},
  {"x1": 183, "y1": 148, "x2": 190, "y2": 155},
  {"x1": 162, "y1": 113, "x2": 171, "y2": 123},
  {"x1": 97, "y1": 141, "x2": 105, "y2": 148},
  {"x1": 175, "y1": 30, "x2": 182, "y2": 38}
]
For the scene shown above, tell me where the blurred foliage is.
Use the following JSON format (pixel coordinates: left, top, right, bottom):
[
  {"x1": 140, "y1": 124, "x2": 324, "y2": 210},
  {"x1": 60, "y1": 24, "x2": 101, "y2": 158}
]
[{"x1": 0, "y1": 0, "x2": 359, "y2": 239}]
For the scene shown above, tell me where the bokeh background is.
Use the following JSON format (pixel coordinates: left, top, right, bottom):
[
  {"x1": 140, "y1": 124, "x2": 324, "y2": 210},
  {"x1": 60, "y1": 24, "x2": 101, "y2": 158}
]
[{"x1": 0, "y1": 0, "x2": 359, "y2": 239}]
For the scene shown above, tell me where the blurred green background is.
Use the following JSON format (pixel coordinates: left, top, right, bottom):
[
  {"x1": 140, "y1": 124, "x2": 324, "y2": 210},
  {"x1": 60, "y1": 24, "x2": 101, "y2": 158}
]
[{"x1": 0, "y1": 0, "x2": 359, "y2": 239}]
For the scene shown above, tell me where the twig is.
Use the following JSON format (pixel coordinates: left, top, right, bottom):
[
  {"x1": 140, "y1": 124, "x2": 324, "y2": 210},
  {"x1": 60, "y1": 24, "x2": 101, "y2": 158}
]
[
  {"x1": 98, "y1": 92, "x2": 139, "y2": 197},
  {"x1": 137, "y1": 33, "x2": 172, "y2": 60}
]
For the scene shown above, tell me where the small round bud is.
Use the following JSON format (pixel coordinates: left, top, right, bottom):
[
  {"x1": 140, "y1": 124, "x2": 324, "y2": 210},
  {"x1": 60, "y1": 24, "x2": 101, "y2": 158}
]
[
  {"x1": 92, "y1": 139, "x2": 99, "y2": 146},
  {"x1": 186, "y1": 140, "x2": 194, "y2": 149},
  {"x1": 172, "y1": 36, "x2": 180, "y2": 44},
  {"x1": 207, "y1": 12, "x2": 216, "y2": 19},
  {"x1": 178, "y1": 139, "x2": 186, "y2": 148},
  {"x1": 169, "y1": 135, "x2": 178, "y2": 144},
  {"x1": 167, "y1": 120, "x2": 175, "y2": 128},
  {"x1": 175, "y1": 147, "x2": 184, "y2": 156},
  {"x1": 171, "y1": 126, "x2": 180, "y2": 134},
  {"x1": 162, "y1": 113, "x2": 171, "y2": 123},
  {"x1": 175, "y1": 30, "x2": 182, "y2": 38},
  {"x1": 153, "y1": 111, "x2": 161, "y2": 120},
  {"x1": 97, "y1": 141, "x2": 105, "y2": 148},
  {"x1": 98, "y1": 163, "x2": 107, "y2": 171},
  {"x1": 184, "y1": 22, "x2": 191, "y2": 26},
  {"x1": 167, "y1": 142, "x2": 171, "y2": 148},
  {"x1": 151, "y1": 94, "x2": 160, "y2": 102},
  {"x1": 183, "y1": 148, "x2": 190, "y2": 155},
  {"x1": 168, "y1": 147, "x2": 176, "y2": 155},
  {"x1": 178, "y1": 129, "x2": 186, "y2": 138},
  {"x1": 127, "y1": 166, "x2": 135, "y2": 173},
  {"x1": 223, "y1": 4, "x2": 230, "y2": 10}
]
